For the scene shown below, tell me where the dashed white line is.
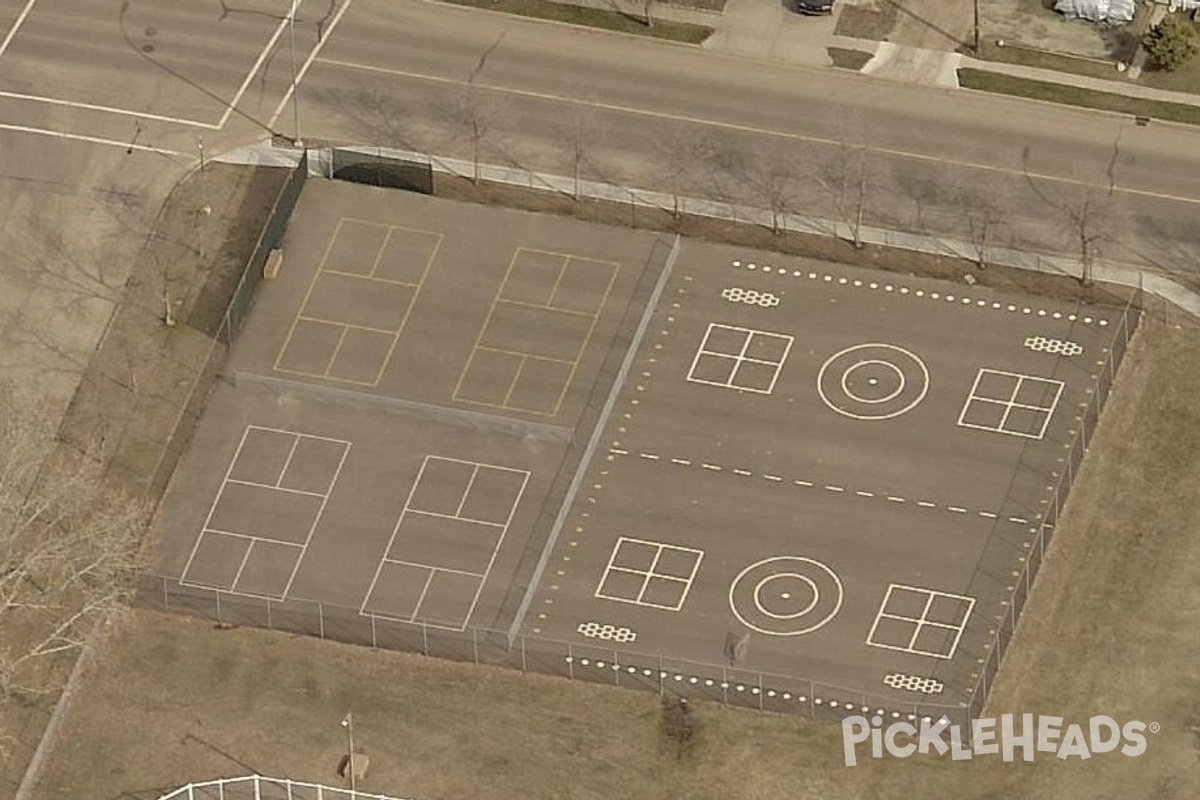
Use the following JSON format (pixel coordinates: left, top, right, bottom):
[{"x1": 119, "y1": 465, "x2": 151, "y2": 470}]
[
  {"x1": 979, "y1": 511, "x2": 998, "y2": 519},
  {"x1": 795, "y1": 480, "x2": 814, "y2": 487},
  {"x1": 763, "y1": 474, "x2": 783, "y2": 482},
  {"x1": 855, "y1": 490, "x2": 875, "y2": 498},
  {"x1": 610, "y1": 448, "x2": 629, "y2": 455},
  {"x1": 639, "y1": 453, "x2": 660, "y2": 461},
  {"x1": 1008, "y1": 516, "x2": 1029, "y2": 524},
  {"x1": 671, "y1": 458, "x2": 692, "y2": 466},
  {"x1": 886, "y1": 496, "x2": 906, "y2": 504},
  {"x1": 825, "y1": 485, "x2": 845, "y2": 493},
  {"x1": 917, "y1": 501, "x2": 938, "y2": 508},
  {"x1": 702, "y1": 463, "x2": 722, "y2": 471},
  {"x1": 733, "y1": 468, "x2": 753, "y2": 476},
  {"x1": 948, "y1": 506, "x2": 968, "y2": 514}
]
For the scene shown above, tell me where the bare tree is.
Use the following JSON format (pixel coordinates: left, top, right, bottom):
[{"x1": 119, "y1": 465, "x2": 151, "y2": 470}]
[
  {"x1": 959, "y1": 183, "x2": 1011, "y2": 269},
  {"x1": 554, "y1": 103, "x2": 608, "y2": 202},
  {"x1": 1023, "y1": 141, "x2": 1120, "y2": 286},
  {"x1": 0, "y1": 381, "x2": 150, "y2": 749},
  {"x1": 817, "y1": 143, "x2": 869, "y2": 247},
  {"x1": 651, "y1": 124, "x2": 714, "y2": 219},
  {"x1": 433, "y1": 86, "x2": 500, "y2": 185},
  {"x1": 713, "y1": 145, "x2": 808, "y2": 235}
]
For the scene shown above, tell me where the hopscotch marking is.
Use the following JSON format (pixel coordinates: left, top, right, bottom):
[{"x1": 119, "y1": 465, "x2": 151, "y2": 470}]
[
  {"x1": 686, "y1": 323, "x2": 793, "y2": 395},
  {"x1": 957, "y1": 368, "x2": 1064, "y2": 440}
]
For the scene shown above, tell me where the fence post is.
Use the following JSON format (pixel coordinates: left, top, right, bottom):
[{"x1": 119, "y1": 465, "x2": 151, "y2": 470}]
[
  {"x1": 520, "y1": 635, "x2": 527, "y2": 673},
  {"x1": 422, "y1": 623, "x2": 428, "y2": 657},
  {"x1": 473, "y1": 627, "x2": 479, "y2": 665},
  {"x1": 319, "y1": 603, "x2": 325, "y2": 640},
  {"x1": 215, "y1": 590, "x2": 222, "y2": 625}
]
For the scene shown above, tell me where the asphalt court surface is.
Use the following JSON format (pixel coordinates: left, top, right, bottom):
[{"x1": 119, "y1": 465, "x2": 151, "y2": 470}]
[
  {"x1": 151, "y1": 178, "x2": 668, "y2": 633},
  {"x1": 520, "y1": 241, "x2": 1124, "y2": 709},
  {"x1": 149, "y1": 177, "x2": 1126, "y2": 714}
]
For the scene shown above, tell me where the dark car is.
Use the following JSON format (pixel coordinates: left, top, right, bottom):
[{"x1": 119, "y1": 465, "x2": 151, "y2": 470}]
[{"x1": 794, "y1": 0, "x2": 833, "y2": 14}]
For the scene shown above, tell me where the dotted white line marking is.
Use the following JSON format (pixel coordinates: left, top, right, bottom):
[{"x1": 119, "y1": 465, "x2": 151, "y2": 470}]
[
  {"x1": 702, "y1": 463, "x2": 722, "y2": 471},
  {"x1": 948, "y1": 506, "x2": 968, "y2": 514},
  {"x1": 825, "y1": 485, "x2": 846, "y2": 493},
  {"x1": 671, "y1": 458, "x2": 692, "y2": 466},
  {"x1": 639, "y1": 453, "x2": 660, "y2": 461},
  {"x1": 917, "y1": 501, "x2": 938, "y2": 508},
  {"x1": 736, "y1": 256, "x2": 1106, "y2": 326},
  {"x1": 611, "y1": 448, "x2": 628, "y2": 455},
  {"x1": 886, "y1": 496, "x2": 906, "y2": 504},
  {"x1": 795, "y1": 480, "x2": 814, "y2": 487},
  {"x1": 1008, "y1": 516, "x2": 1029, "y2": 524},
  {"x1": 764, "y1": 474, "x2": 783, "y2": 482},
  {"x1": 733, "y1": 468, "x2": 753, "y2": 476},
  {"x1": 979, "y1": 511, "x2": 998, "y2": 519},
  {"x1": 855, "y1": 491, "x2": 875, "y2": 498}
]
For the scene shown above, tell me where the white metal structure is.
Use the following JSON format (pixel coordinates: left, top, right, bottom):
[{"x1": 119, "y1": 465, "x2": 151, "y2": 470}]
[{"x1": 156, "y1": 775, "x2": 411, "y2": 800}]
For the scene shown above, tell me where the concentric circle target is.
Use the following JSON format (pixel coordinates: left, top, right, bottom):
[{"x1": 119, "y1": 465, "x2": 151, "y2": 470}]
[
  {"x1": 729, "y1": 557, "x2": 843, "y2": 636},
  {"x1": 817, "y1": 343, "x2": 929, "y2": 420}
]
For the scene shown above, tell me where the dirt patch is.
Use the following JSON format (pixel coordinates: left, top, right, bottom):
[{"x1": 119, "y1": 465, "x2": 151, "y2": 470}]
[
  {"x1": 834, "y1": 0, "x2": 899, "y2": 40},
  {"x1": 980, "y1": 0, "x2": 1136, "y2": 60}
]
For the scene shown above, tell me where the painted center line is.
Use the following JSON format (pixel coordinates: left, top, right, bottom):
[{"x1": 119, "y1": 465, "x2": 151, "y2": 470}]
[{"x1": 607, "y1": 448, "x2": 1026, "y2": 526}]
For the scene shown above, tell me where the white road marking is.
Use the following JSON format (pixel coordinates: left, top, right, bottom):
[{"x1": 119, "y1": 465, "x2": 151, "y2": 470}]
[
  {"x1": 0, "y1": 122, "x2": 184, "y2": 155},
  {"x1": 222, "y1": 9, "x2": 296, "y2": 130},
  {"x1": 763, "y1": 474, "x2": 783, "y2": 482},
  {"x1": 1008, "y1": 516, "x2": 1029, "y2": 524},
  {"x1": 855, "y1": 490, "x2": 874, "y2": 498},
  {"x1": 948, "y1": 506, "x2": 968, "y2": 514},
  {"x1": 702, "y1": 463, "x2": 722, "y2": 471},
  {"x1": 917, "y1": 501, "x2": 937, "y2": 508},
  {"x1": 733, "y1": 468, "x2": 753, "y2": 476},
  {"x1": 825, "y1": 485, "x2": 845, "y2": 493},
  {"x1": 0, "y1": 0, "x2": 37, "y2": 60},
  {"x1": 610, "y1": 448, "x2": 629, "y2": 455},
  {"x1": 795, "y1": 479, "x2": 814, "y2": 487},
  {"x1": 0, "y1": 89, "x2": 218, "y2": 128},
  {"x1": 886, "y1": 496, "x2": 906, "y2": 503},
  {"x1": 639, "y1": 452, "x2": 660, "y2": 461},
  {"x1": 978, "y1": 511, "x2": 998, "y2": 518},
  {"x1": 671, "y1": 458, "x2": 692, "y2": 466}
]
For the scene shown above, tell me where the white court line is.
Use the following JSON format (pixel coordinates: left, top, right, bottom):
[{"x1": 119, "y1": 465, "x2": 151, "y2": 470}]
[
  {"x1": 362, "y1": 456, "x2": 431, "y2": 615},
  {"x1": 382, "y1": 560, "x2": 486, "y2": 579},
  {"x1": 455, "y1": 464, "x2": 481, "y2": 518},
  {"x1": 220, "y1": 8, "x2": 295, "y2": 130},
  {"x1": 277, "y1": 435, "x2": 302, "y2": 487},
  {"x1": 405, "y1": 507, "x2": 506, "y2": 529},
  {"x1": 0, "y1": 89, "x2": 219, "y2": 128},
  {"x1": 0, "y1": 0, "x2": 37, "y2": 60},
  {"x1": 225, "y1": 478, "x2": 325, "y2": 499},
  {"x1": 278, "y1": 436, "x2": 351, "y2": 599},
  {"x1": 459, "y1": 469, "x2": 531, "y2": 628},
  {"x1": 0, "y1": 122, "x2": 184, "y2": 155},
  {"x1": 180, "y1": 426, "x2": 257, "y2": 584},
  {"x1": 268, "y1": 0, "x2": 357, "y2": 129}
]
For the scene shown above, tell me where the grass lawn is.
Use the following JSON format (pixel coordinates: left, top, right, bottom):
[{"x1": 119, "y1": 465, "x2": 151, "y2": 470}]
[
  {"x1": 974, "y1": 40, "x2": 1122, "y2": 81},
  {"x1": 24, "y1": 320, "x2": 1200, "y2": 800},
  {"x1": 828, "y1": 47, "x2": 874, "y2": 71},
  {"x1": 957, "y1": 68, "x2": 1200, "y2": 125},
  {"x1": 436, "y1": 0, "x2": 714, "y2": 44}
]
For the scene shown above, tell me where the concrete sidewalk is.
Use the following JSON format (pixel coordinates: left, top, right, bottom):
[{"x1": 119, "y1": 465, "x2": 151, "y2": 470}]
[{"x1": 651, "y1": 0, "x2": 1200, "y2": 106}]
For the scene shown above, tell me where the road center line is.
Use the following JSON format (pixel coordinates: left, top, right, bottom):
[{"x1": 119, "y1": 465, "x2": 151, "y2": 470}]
[{"x1": 314, "y1": 56, "x2": 1200, "y2": 206}]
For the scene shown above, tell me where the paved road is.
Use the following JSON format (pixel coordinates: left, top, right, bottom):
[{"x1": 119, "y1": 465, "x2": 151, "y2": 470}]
[
  {"x1": 288, "y1": 0, "x2": 1200, "y2": 284},
  {"x1": 2, "y1": 0, "x2": 1198, "y2": 416}
]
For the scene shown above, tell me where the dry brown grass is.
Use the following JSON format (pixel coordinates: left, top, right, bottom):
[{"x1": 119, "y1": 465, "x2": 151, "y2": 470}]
[{"x1": 23, "y1": 321, "x2": 1200, "y2": 800}]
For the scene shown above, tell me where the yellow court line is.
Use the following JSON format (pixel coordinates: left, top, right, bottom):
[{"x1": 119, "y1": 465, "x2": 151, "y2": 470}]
[
  {"x1": 315, "y1": 57, "x2": 1200, "y2": 206},
  {"x1": 546, "y1": 256, "x2": 568, "y2": 310},
  {"x1": 321, "y1": 267, "x2": 420, "y2": 288},
  {"x1": 476, "y1": 345, "x2": 576, "y2": 366},
  {"x1": 453, "y1": 248, "x2": 522, "y2": 403},
  {"x1": 324, "y1": 326, "x2": 352, "y2": 380},
  {"x1": 497, "y1": 297, "x2": 595, "y2": 318},
  {"x1": 369, "y1": 230, "x2": 444, "y2": 386},
  {"x1": 297, "y1": 316, "x2": 398, "y2": 336},
  {"x1": 502, "y1": 355, "x2": 528, "y2": 407},
  {"x1": 274, "y1": 221, "x2": 347, "y2": 375},
  {"x1": 499, "y1": 247, "x2": 565, "y2": 304},
  {"x1": 549, "y1": 263, "x2": 620, "y2": 417}
]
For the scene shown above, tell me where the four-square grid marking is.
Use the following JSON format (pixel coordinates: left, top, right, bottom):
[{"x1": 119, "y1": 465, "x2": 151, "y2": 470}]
[
  {"x1": 958, "y1": 368, "x2": 1064, "y2": 440},
  {"x1": 687, "y1": 323, "x2": 794, "y2": 394},
  {"x1": 595, "y1": 537, "x2": 704, "y2": 611},
  {"x1": 362, "y1": 457, "x2": 530, "y2": 631},
  {"x1": 866, "y1": 584, "x2": 976, "y2": 659},
  {"x1": 454, "y1": 248, "x2": 618, "y2": 416},
  {"x1": 180, "y1": 427, "x2": 350, "y2": 600},
  {"x1": 275, "y1": 219, "x2": 442, "y2": 386}
]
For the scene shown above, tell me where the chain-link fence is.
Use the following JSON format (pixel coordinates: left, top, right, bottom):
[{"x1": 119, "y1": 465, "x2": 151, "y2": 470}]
[
  {"x1": 136, "y1": 573, "x2": 971, "y2": 728},
  {"x1": 966, "y1": 291, "x2": 1142, "y2": 725}
]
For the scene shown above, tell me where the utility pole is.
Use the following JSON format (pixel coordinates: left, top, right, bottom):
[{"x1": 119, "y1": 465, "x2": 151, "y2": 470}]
[{"x1": 341, "y1": 712, "x2": 356, "y2": 794}]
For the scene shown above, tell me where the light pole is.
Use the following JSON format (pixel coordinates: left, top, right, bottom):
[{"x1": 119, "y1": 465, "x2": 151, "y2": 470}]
[
  {"x1": 288, "y1": 0, "x2": 302, "y2": 147},
  {"x1": 341, "y1": 712, "x2": 356, "y2": 793}
]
